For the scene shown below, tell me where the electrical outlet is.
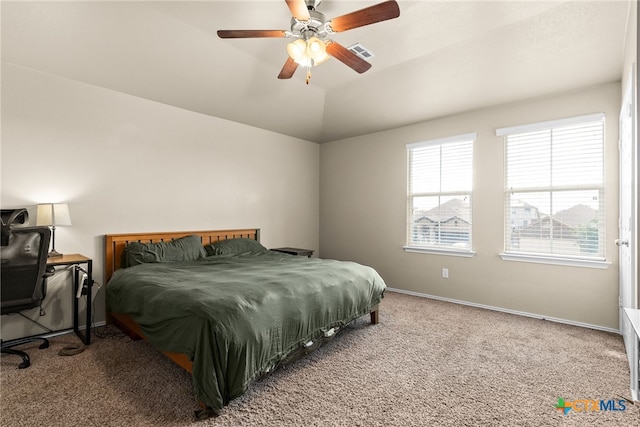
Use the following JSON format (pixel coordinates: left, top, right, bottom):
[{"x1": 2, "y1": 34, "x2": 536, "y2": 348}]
[{"x1": 442, "y1": 268, "x2": 449, "y2": 279}]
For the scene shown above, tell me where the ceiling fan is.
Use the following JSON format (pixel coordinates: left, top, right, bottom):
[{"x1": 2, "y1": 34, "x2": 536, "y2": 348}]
[{"x1": 217, "y1": 0, "x2": 400, "y2": 84}]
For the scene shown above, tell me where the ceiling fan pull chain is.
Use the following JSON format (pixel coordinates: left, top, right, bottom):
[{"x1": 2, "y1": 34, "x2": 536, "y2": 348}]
[{"x1": 305, "y1": 56, "x2": 314, "y2": 84}]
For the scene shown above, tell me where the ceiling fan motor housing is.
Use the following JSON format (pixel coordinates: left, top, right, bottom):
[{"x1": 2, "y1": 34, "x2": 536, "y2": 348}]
[
  {"x1": 290, "y1": 10, "x2": 332, "y2": 41},
  {"x1": 305, "y1": 0, "x2": 323, "y2": 10}
]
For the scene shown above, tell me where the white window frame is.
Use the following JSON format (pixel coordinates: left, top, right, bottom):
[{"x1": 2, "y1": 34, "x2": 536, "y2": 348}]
[
  {"x1": 404, "y1": 132, "x2": 476, "y2": 257},
  {"x1": 496, "y1": 113, "x2": 610, "y2": 269}
]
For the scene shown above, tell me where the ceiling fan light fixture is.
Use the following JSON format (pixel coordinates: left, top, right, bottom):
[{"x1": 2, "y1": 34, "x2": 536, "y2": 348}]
[
  {"x1": 307, "y1": 36, "x2": 326, "y2": 60},
  {"x1": 286, "y1": 36, "x2": 329, "y2": 68},
  {"x1": 286, "y1": 38, "x2": 308, "y2": 62}
]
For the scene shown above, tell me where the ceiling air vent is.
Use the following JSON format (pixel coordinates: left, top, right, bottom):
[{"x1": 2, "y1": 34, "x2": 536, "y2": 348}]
[{"x1": 348, "y1": 43, "x2": 375, "y2": 60}]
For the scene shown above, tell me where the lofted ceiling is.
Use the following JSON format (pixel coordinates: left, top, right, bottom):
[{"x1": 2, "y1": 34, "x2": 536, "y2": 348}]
[{"x1": 1, "y1": 1, "x2": 632, "y2": 143}]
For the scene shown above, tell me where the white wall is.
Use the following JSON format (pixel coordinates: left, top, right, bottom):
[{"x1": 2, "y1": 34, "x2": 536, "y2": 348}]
[
  {"x1": 1, "y1": 64, "x2": 319, "y2": 340},
  {"x1": 320, "y1": 82, "x2": 621, "y2": 330}
]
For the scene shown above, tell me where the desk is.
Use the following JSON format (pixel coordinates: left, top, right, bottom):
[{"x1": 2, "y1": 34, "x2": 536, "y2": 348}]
[{"x1": 47, "y1": 254, "x2": 92, "y2": 345}]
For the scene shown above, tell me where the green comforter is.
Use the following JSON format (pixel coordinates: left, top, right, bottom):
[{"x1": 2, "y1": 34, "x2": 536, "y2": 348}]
[{"x1": 106, "y1": 251, "x2": 386, "y2": 414}]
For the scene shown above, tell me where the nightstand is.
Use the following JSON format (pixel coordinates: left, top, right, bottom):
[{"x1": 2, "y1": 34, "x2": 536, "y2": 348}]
[{"x1": 270, "y1": 247, "x2": 314, "y2": 257}]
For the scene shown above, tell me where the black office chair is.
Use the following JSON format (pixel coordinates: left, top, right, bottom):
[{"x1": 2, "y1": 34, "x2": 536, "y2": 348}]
[{"x1": 1, "y1": 222, "x2": 53, "y2": 369}]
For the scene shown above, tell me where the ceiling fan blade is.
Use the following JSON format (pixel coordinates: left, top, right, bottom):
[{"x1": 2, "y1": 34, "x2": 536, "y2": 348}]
[
  {"x1": 285, "y1": 0, "x2": 311, "y2": 21},
  {"x1": 278, "y1": 57, "x2": 299, "y2": 79},
  {"x1": 329, "y1": 0, "x2": 400, "y2": 33},
  {"x1": 326, "y1": 42, "x2": 372, "y2": 74},
  {"x1": 217, "y1": 30, "x2": 287, "y2": 39}
]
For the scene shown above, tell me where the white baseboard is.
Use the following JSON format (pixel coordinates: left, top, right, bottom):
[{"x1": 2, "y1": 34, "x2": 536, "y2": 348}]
[
  {"x1": 56, "y1": 320, "x2": 108, "y2": 337},
  {"x1": 386, "y1": 287, "x2": 620, "y2": 335},
  {"x1": 5, "y1": 320, "x2": 109, "y2": 344}
]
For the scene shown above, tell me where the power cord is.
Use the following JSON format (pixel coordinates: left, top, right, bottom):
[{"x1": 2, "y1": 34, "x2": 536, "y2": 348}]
[
  {"x1": 58, "y1": 343, "x2": 85, "y2": 356},
  {"x1": 86, "y1": 281, "x2": 129, "y2": 341}
]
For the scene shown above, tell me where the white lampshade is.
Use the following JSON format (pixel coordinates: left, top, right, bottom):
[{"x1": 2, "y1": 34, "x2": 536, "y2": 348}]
[
  {"x1": 36, "y1": 203, "x2": 72, "y2": 227},
  {"x1": 306, "y1": 37, "x2": 327, "y2": 61},
  {"x1": 286, "y1": 39, "x2": 307, "y2": 62}
]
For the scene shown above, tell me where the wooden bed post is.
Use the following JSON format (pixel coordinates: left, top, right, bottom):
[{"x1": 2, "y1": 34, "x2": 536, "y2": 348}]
[{"x1": 370, "y1": 305, "x2": 379, "y2": 324}]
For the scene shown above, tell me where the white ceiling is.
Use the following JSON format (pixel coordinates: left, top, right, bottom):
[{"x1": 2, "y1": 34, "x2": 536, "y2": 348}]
[{"x1": 1, "y1": 1, "x2": 632, "y2": 143}]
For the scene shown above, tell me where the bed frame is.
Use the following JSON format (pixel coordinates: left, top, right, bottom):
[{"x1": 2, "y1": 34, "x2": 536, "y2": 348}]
[{"x1": 104, "y1": 228, "x2": 379, "y2": 375}]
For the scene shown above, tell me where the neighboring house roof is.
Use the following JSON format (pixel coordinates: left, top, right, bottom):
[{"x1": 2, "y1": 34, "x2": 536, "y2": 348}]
[
  {"x1": 523, "y1": 215, "x2": 572, "y2": 230},
  {"x1": 414, "y1": 198, "x2": 470, "y2": 224},
  {"x1": 519, "y1": 205, "x2": 598, "y2": 239},
  {"x1": 517, "y1": 215, "x2": 579, "y2": 241},
  {"x1": 552, "y1": 204, "x2": 598, "y2": 228}
]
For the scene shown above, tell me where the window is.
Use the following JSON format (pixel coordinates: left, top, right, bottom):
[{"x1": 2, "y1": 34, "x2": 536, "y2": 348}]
[
  {"x1": 497, "y1": 113, "x2": 605, "y2": 263},
  {"x1": 405, "y1": 133, "x2": 475, "y2": 254}
]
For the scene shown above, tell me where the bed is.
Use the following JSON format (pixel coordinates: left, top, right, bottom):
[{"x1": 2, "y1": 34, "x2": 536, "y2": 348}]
[{"x1": 104, "y1": 229, "x2": 386, "y2": 417}]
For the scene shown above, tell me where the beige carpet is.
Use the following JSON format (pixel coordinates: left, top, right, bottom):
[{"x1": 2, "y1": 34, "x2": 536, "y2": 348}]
[{"x1": 1, "y1": 292, "x2": 637, "y2": 426}]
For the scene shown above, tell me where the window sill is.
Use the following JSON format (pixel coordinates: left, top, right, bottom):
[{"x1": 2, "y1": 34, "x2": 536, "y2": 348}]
[
  {"x1": 499, "y1": 252, "x2": 611, "y2": 269},
  {"x1": 403, "y1": 246, "x2": 476, "y2": 257}
]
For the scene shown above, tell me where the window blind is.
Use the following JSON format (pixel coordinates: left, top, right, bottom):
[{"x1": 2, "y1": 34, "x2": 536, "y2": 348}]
[
  {"x1": 406, "y1": 133, "x2": 475, "y2": 251},
  {"x1": 499, "y1": 114, "x2": 605, "y2": 259}
]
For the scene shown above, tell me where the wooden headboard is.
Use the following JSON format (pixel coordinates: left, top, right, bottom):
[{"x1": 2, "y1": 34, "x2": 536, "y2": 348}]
[{"x1": 104, "y1": 228, "x2": 260, "y2": 283}]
